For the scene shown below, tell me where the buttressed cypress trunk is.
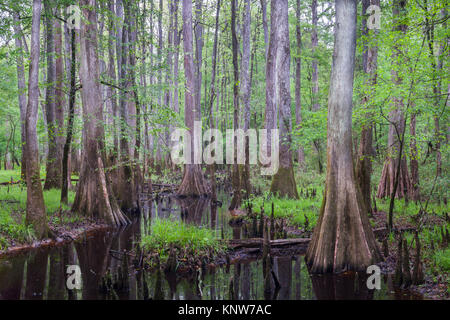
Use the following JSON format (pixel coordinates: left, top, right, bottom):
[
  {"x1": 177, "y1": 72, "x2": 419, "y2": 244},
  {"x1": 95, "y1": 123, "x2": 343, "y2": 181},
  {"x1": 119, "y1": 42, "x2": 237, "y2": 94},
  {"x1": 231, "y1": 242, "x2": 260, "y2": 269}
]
[
  {"x1": 25, "y1": 0, "x2": 48, "y2": 239},
  {"x1": 178, "y1": 0, "x2": 209, "y2": 197},
  {"x1": 376, "y1": 0, "x2": 411, "y2": 199},
  {"x1": 72, "y1": 0, "x2": 130, "y2": 227},
  {"x1": 355, "y1": 0, "x2": 380, "y2": 214},
  {"x1": 269, "y1": 0, "x2": 299, "y2": 200},
  {"x1": 306, "y1": 0, "x2": 382, "y2": 273}
]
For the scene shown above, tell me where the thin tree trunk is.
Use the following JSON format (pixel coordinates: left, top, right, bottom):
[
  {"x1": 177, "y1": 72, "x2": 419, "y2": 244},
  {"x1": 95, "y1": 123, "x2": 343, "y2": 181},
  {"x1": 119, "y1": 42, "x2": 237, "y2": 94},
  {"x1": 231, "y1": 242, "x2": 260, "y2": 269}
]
[
  {"x1": 264, "y1": 0, "x2": 278, "y2": 165},
  {"x1": 61, "y1": 28, "x2": 76, "y2": 205},
  {"x1": 229, "y1": 0, "x2": 241, "y2": 210},
  {"x1": 311, "y1": 0, "x2": 323, "y2": 173},
  {"x1": 295, "y1": 0, "x2": 305, "y2": 166},
  {"x1": 410, "y1": 112, "x2": 419, "y2": 201},
  {"x1": 207, "y1": 0, "x2": 221, "y2": 201},
  {"x1": 241, "y1": 0, "x2": 252, "y2": 198},
  {"x1": 355, "y1": 0, "x2": 380, "y2": 214},
  {"x1": 194, "y1": 0, "x2": 203, "y2": 121},
  {"x1": 25, "y1": 0, "x2": 48, "y2": 239},
  {"x1": 269, "y1": 0, "x2": 299, "y2": 200},
  {"x1": 12, "y1": 13, "x2": 27, "y2": 179},
  {"x1": 377, "y1": 0, "x2": 411, "y2": 200},
  {"x1": 43, "y1": 0, "x2": 61, "y2": 190}
]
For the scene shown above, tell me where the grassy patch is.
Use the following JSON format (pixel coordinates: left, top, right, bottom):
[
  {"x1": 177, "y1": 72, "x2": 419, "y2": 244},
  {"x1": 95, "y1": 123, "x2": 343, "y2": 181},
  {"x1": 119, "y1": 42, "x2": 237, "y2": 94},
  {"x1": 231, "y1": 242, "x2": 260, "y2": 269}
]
[
  {"x1": 248, "y1": 191, "x2": 322, "y2": 229},
  {"x1": 141, "y1": 218, "x2": 225, "y2": 263},
  {"x1": 0, "y1": 184, "x2": 76, "y2": 249}
]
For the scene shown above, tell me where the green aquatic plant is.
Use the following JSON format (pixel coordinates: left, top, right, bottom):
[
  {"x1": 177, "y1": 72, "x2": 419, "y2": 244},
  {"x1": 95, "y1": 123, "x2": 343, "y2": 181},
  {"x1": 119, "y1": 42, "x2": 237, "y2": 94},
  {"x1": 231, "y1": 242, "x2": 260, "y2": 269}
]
[{"x1": 141, "y1": 218, "x2": 226, "y2": 262}]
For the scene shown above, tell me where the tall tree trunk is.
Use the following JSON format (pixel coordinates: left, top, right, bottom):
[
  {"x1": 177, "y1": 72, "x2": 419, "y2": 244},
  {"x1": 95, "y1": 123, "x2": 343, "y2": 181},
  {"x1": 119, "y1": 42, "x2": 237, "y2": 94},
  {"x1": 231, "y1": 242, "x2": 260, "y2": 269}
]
[
  {"x1": 264, "y1": 0, "x2": 278, "y2": 166},
  {"x1": 61, "y1": 27, "x2": 76, "y2": 205},
  {"x1": 207, "y1": 0, "x2": 221, "y2": 201},
  {"x1": 241, "y1": 0, "x2": 252, "y2": 198},
  {"x1": 72, "y1": 0, "x2": 130, "y2": 226},
  {"x1": 229, "y1": 0, "x2": 241, "y2": 210},
  {"x1": 377, "y1": 0, "x2": 411, "y2": 200},
  {"x1": 177, "y1": 0, "x2": 209, "y2": 197},
  {"x1": 116, "y1": 0, "x2": 138, "y2": 211},
  {"x1": 311, "y1": 0, "x2": 323, "y2": 173},
  {"x1": 12, "y1": 13, "x2": 27, "y2": 179},
  {"x1": 260, "y1": 0, "x2": 269, "y2": 60},
  {"x1": 355, "y1": 0, "x2": 380, "y2": 214},
  {"x1": 129, "y1": 1, "x2": 143, "y2": 190},
  {"x1": 43, "y1": 0, "x2": 61, "y2": 190},
  {"x1": 269, "y1": 0, "x2": 299, "y2": 200},
  {"x1": 173, "y1": 0, "x2": 180, "y2": 115},
  {"x1": 194, "y1": 0, "x2": 203, "y2": 121},
  {"x1": 108, "y1": 1, "x2": 119, "y2": 160},
  {"x1": 306, "y1": 0, "x2": 382, "y2": 273},
  {"x1": 25, "y1": 0, "x2": 48, "y2": 239},
  {"x1": 295, "y1": 0, "x2": 305, "y2": 166},
  {"x1": 165, "y1": 0, "x2": 175, "y2": 167},
  {"x1": 410, "y1": 112, "x2": 419, "y2": 201}
]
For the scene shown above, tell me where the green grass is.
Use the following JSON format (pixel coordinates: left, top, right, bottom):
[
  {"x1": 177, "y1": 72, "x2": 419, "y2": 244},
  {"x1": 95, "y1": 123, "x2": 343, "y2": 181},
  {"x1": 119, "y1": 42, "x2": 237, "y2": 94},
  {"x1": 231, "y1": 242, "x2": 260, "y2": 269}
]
[
  {"x1": 0, "y1": 184, "x2": 76, "y2": 249},
  {"x1": 0, "y1": 168, "x2": 24, "y2": 183},
  {"x1": 377, "y1": 197, "x2": 449, "y2": 218},
  {"x1": 433, "y1": 248, "x2": 450, "y2": 272},
  {"x1": 141, "y1": 218, "x2": 225, "y2": 261}
]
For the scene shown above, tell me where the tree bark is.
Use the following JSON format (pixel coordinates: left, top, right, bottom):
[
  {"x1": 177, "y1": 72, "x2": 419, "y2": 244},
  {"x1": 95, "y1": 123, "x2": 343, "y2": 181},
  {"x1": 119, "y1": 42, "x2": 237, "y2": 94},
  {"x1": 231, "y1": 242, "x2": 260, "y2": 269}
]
[
  {"x1": 177, "y1": 0, "x2": 209, "y2": 197},
  {"x1": 295, "y1": 0, "x2": 305, "y2": 166},
  {"x1": 116, "y1": 0, "x2": 138, "y2": 211},
  {"x1": 229, "y1": 0, "x2": 241, "y2": 210},
  {"x1": 376, "y1": 0, "x2": 411, "y2": 200},
  {"x1": 241, "y1": 0, "x2": 252, "y2": 198},
  {"x1": 269, "y1": 0, "x2": 299, "y2": 200},
  {"x1": 306, "y1": 0, "x2": 382, "y2": 273},
  {"x1": 12, "y1": 13, "x2": 27, "y2": 180},
  {"x1": 72, "y1": 0, "x2": 130, "y2": 226},
  {"x1": 43, "y1": 0, "x2": 62, "y2": 190},
  {"x1": 207, "y1": 0, "x2": 221, "y2": 201},
  {"x1": 61, "y1": 27, "x2": 76, "y2": 205},
  {"x1": 410, "y1": 112, "x2": 419, "y2": 201},
  {"x1": 311, "y1": 0, "x2": 323, "y2": 173},
  {"x1": 25, "y1": 0, "x2": 48, "y2": 239},
  {"x1": 355, "y1": 0, "x2": 380, "y2": 214},
  {"x1": 264, "y1": 0, "x2": 278, "y2": 163}
]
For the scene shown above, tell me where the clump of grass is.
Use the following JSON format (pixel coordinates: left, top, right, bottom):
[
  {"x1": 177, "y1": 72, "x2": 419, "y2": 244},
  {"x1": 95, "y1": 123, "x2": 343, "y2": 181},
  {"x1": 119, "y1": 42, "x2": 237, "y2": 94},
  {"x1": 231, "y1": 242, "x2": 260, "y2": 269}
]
[
  {"x1": 432, "y1": 248, "x2": 450, "y2": 272},
  {"x1": 0, "y1": 202, "x2": 35, "y2": 249},
  {"x1": 0, "y1": 185, "x2": 74, "y2": 215},
  {"x1": 0, "y1": 184, "x2": 76, "y2": 249},
  {"x1": 249, "y1": 192, "x2": 321, "y2": 228},
  {"x1": 141, "y1": 218, "x2": 225, "y2": 262}
]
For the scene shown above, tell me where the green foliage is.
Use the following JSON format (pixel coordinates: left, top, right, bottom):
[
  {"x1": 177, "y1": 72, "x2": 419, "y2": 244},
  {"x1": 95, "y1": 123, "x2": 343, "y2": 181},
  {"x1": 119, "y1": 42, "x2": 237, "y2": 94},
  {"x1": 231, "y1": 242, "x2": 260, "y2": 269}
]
[
  {"x1": 141, "y1": 218, "x2": 225, "y2": 260},
  {"x1": 432, "y1": 248, "x2": 450, "y2": 272},
  {"x1": 0, "y1": 183, "x2": 75, "y2": 249}
]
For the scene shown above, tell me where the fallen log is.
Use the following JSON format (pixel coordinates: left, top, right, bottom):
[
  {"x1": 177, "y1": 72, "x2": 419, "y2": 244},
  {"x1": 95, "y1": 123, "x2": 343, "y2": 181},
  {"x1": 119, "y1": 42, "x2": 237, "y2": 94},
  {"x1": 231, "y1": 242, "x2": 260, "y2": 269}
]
[{"x1": 227, "y1": 238, "x2": 310, "y2": 250}]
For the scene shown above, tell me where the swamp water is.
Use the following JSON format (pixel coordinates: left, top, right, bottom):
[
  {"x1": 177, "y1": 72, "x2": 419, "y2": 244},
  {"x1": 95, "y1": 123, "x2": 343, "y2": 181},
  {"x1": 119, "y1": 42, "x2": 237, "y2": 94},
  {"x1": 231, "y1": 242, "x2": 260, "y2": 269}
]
[{"x1": 0, "y1": 192, "x2": 421, "y2": 300}]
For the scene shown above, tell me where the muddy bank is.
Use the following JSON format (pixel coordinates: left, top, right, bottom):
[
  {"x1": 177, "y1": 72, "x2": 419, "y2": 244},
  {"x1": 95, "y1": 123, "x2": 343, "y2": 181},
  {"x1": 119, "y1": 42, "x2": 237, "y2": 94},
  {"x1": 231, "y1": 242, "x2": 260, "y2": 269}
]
[{"x1": 0, "y1": 219, "x2": 109, "y2": 259}]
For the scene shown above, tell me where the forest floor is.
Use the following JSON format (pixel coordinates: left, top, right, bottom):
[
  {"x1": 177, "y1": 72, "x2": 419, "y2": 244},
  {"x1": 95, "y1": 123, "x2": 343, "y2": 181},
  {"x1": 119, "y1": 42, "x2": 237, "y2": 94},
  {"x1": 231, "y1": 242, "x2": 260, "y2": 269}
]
[{"x1": 0, "y1": 169, "x2": 108, "y2": 257}]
